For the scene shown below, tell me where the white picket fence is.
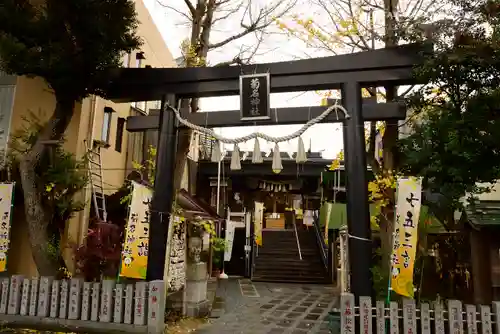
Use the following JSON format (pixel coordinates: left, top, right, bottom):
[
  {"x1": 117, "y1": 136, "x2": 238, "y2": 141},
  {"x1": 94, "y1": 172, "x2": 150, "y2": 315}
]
[
  {"x1": 341, "y1": 292, "x2": 500, "y2": 334},
  {"x1": 0, "y1": 275, "x2": 166, "y2": 333}
]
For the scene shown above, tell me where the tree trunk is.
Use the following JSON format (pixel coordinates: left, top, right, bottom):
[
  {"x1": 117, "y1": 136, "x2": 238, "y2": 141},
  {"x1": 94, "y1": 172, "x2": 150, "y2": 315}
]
[
  {"x1": 378, "y1": 0, "x2": 399, "y2": 278},
  {"x1": 19, "y1": 95, "x2": 76, "y2": 275},
  {"x1": 173, "y1": 1, "x2": 215, "y2": 193},
  {"x1": 379, "y1": 119, "x2": 398, "y2": 274},
  {"x1": 173, "y1": 128, "x2": 192, "y2": 191}
]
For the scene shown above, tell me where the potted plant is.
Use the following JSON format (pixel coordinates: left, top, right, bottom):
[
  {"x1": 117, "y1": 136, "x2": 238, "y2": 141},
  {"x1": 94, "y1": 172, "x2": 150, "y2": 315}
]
[{"x1": 211, "y1": 237, "x2": 227, "y2": 277}]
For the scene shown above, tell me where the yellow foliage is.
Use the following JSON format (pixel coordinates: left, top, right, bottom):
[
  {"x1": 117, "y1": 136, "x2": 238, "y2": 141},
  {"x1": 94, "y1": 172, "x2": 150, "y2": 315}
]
[
  {"x1": 59, "y1": 266, "x2": 72, "y2": 279},
  {"x1": 329, "y1": 150, "x2": 344, "y2": 170},
  {"x1": 45, "y1": 182, "x2": 55, "y2": 193},
  {"x1": 368, "y1": 171, "x2": 397, "y2": 226}
]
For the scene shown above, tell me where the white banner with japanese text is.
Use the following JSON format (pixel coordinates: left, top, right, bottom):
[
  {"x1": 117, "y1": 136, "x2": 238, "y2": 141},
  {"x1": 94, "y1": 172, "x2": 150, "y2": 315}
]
[
  {"x1": 224, "y1": 220, "x2": 236, "y2": 262},
  {"x1": 390, "y1": 177, "x2": 423, "y2": 298}
]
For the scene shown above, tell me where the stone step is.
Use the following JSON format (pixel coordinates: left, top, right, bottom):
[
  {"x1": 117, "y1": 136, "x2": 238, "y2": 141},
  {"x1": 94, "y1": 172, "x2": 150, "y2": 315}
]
[{"x1": 251, "y1": 275, "x2": 328, "y2": 284}]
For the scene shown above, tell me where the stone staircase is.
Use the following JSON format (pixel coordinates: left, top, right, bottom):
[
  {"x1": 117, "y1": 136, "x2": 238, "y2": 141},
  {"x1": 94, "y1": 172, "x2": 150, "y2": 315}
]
[{"x1": 252, "y1": 229, "x2": 329, "y2": 284}]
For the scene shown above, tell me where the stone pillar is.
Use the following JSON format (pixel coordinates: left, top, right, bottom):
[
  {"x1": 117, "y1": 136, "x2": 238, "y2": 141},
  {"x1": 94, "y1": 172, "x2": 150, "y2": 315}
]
[
  {"x1": 113, "y1": 283, "x2": 124, "y2": 323},
  {"x1": 59, "y1": 280, "x2": 69, "y2": 319},
  {"x1": 29, "y1": 278, "x2": 38, "y2": 316},
  {"x1": 68, "y1": 278, "x2": 83, "y2": 320},
  {"x1": 0, "y1": 277, "x2": 9, "y2": 314},
  {"x1": 184, "y1": 262, "x2": 209, "y2": 317},
  {"x1": 49, "y1": 280, "x2": 60, "y2": 318},
  {"x1": 100, "y1": 279, "x2": 115, "y2": 322},
  {"x1": 81, "y1": 282, "x2": 92, "y2": 321},
  {"x1": 20, "y1": 278, "x2": 30, "y2": 316},
  {"x1": 123, "y1": 284, "x2": 134, "y2": 324},
  {"x1": 37, "y1": 276, "x2": 53, "y2": 317},
  {"x1": 134, "y1": 282, "x2": 147, "y2": 325},
  {"x1": 90, "y1": 282, "x2": 100, "y2": 321},
  {"x1": 148, "y1": 280, "x2": 166, "y2": 334},
  {"x1": 8, "y1": 275, "x2": 23, "y2": 315}
]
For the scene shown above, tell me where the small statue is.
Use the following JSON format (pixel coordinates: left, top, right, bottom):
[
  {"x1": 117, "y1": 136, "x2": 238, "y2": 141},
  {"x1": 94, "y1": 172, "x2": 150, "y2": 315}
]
[{"x1": 188, "y1": 236, "x2": 202, "y2": 263}]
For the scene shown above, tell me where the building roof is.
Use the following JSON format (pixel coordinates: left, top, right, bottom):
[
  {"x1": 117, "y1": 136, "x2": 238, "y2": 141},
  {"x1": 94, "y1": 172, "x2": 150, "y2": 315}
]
[
  {"x1": 466, "y1": 201, "x2": 500, "y2": 229},
  {"x1": 177, "y1": 188, "x2": 222, "y2": 222}
]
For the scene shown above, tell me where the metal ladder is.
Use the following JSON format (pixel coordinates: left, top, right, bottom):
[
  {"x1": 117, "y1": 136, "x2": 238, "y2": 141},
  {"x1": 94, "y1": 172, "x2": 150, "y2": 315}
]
[{"x1": 85, "y1": 141, "x2": 108, "y2": 222}]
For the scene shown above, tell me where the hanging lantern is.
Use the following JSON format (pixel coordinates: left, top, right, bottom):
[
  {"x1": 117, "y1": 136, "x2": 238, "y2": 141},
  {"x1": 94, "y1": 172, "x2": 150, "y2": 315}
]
[
  {"x1": 272, "y1": 143, "x2": 283, "y2": 174},
  {"x1": 230, "y1": 144, "x2": 241, "y2": 170}
]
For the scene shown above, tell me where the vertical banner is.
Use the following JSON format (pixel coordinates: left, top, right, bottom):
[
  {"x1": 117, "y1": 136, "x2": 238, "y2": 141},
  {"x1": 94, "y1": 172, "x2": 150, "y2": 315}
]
[
  {"x1": 119, "y1": 182, "x2": 153, "y2": 279},
  {"x1": 0, "y1": 183, "x2": 14, "y2": 272},
  {"x1": 390, "y1": 177, "x2": 423, "y2": 298},
  {"x1": 254, "y1": 202, "x2": 264, "y2": 246},
  {"x1": 0, "y1": 76, "x2": 16, "y2": 169},
  {"x1": 224, "y1": 220, "x2": 236, "y2": 261}
]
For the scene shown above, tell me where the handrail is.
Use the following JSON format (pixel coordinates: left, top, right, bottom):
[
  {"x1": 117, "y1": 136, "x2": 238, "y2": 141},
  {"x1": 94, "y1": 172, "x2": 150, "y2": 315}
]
[
  {"x1": 313, "y1": 215, "x2": 328, "y2": 269},
  {"x1": 293, "y1": 220, "x2": 303, "y2": 260}
]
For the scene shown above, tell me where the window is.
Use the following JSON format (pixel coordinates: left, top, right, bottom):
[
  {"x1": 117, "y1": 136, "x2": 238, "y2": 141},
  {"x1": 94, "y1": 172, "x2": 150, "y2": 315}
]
[
  {"x1": 135, "y1": 52, "x2": 145, "y2": 68},
  {"x1": 115, "y1": 118, "x2": 125, "y2": 152},
  {"x1": 101, "y1": 107, "x2": 113, "y2": 144},
  {"x1": 123, "y1": 53, "x2": 130, "y2": 67}
]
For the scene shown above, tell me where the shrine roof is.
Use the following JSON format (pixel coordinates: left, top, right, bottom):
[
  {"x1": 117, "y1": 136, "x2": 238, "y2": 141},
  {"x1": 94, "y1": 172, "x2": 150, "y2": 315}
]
[
  {"x1": 466, "y1": 201, "x2": 500, "y2": 229},
  {"x1": 177, "y1": 188, "x2": 221, "y2": 222}
]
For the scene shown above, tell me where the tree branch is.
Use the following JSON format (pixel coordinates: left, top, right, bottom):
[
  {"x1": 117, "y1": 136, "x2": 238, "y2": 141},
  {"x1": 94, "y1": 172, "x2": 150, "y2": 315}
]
[
  {"x1": 208, "y1": 0, "x2": 296, "y2": 50},
  {"x1": 157, "y1": 2, "x2": 192, "y2": 22},
  {"x1": 184, "y1": 0, "x2": 196, "y2": 16}
]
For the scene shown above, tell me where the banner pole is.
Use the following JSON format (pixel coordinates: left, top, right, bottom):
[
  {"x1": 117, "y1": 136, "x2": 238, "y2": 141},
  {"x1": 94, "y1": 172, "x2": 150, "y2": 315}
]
[{"x1": 385, "y1": 177, "x2": 400, "y2": 334}]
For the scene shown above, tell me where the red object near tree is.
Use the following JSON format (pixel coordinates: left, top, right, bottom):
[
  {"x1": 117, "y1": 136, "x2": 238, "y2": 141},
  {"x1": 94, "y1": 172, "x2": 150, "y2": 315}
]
[{"x1": 74, "y1": 219, "x2": 123, "y2": 281}]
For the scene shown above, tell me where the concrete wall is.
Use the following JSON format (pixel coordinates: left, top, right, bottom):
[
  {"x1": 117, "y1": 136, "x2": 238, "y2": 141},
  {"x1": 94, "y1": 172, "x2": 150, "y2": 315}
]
[
  {"x1": 473, "y1": 182, "x2": 500, "y2": 202},
  {"x1": 6, "y1": 0, "x2": 176, "y2": 277}
]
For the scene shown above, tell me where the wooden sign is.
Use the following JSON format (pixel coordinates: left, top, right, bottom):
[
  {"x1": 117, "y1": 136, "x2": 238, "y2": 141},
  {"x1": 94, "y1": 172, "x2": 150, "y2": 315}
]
[{"x1": 239, "y1": 73, "x2": 270, "y2": 121}]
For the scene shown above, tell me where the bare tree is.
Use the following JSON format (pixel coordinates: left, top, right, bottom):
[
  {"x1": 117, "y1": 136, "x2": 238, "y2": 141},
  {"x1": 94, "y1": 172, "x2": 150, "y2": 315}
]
[
  {"x1": 277, "y1": 0, "x2": 444, "y2": 274},
  {"x1": 158, "y1": 0, "x2": 297, "y2": 190}
]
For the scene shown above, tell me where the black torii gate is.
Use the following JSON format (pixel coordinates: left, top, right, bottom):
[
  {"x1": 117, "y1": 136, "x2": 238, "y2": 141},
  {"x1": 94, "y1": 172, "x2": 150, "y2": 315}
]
[{"x1": 105, "y1": 43, "x2": 429, "y2": 298}]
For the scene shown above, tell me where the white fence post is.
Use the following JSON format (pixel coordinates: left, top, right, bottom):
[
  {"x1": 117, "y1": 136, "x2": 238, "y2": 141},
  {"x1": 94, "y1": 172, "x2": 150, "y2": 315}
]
[
  {"x1": 28, "y1": 278, "x2": 38, "y2": 316},
  {"x1": 375, "y1": 300, "x2": 385, "y2": 334},
  {"x1": 19, "y1": 278, "x2": 29, "y2": 316},
  {"x1": 81, "y1": 281, "x2": 91, "y2": 321},
  {"x1": 340, "y1": 293, "x2": 355, "y2": 334},
  {"x1": 359, "y1": 296, "x2": 372, "y2": 334},
  {"x1": 59, "y1": 279, "x2": 69, "y2": 319},
  {"x1": 465, "y1": 304, "x2": 477, "y2": 334},
  {"x1": 37, "y1": 276, "x2": 53, "y2": 317},
  {"x1": 492, "y1": 302, "x2": 500, "y2": 334},
  {"x1": 49, "y1": 280, "x2": 60, "y2": 318},
  {"x1": 389, "y1": 301, "x2": 399, "y2": 334},
  {"x1": 434, "y1": 301, "x2": 445, "y2": 334},
  {"x1": 0, "y1": 277, "x2": 9, "y2": 314},
  {"x1": 147, "y1": 280, "x2": 166, "y2": 334},
  {"x1": 402, "y1": 298, "x2": 417, "y2": 334},
  {"x1": 448, "y1": 300, "x2": 463, "y2": 334},
  {"x1": 7, "y1": 275, "x2": 23, "y2": 315},
  {"x1": 480, "y1": 305, "x2": 492, "y2": 334},
  {"x1": 420, "y1": 302, "x2": 431, "y2": 334}
]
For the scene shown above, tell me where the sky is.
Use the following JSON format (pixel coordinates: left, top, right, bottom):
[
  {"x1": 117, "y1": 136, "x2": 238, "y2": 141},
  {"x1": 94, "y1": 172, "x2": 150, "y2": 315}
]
[{"x1": 139, "y1": 0, "x2": 352, "y2": 159}]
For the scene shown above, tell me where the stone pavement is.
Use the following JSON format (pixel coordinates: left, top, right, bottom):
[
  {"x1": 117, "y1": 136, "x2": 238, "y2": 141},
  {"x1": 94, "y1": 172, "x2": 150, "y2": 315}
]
[{"x1": 196, "y1": 278, "x2": 339, "y2": 334}]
